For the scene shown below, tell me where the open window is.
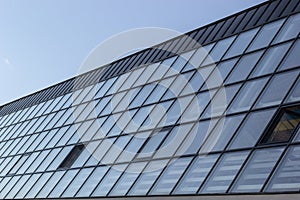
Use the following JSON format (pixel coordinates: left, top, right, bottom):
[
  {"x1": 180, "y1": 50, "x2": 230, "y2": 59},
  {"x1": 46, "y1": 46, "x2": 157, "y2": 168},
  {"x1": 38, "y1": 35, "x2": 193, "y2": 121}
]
[
  {"x1": 58, "y1": 144, "x2": 85, "y2": 169},
  {"x1": 259, "y1": 105, "x2": 300, "y2": 145}
]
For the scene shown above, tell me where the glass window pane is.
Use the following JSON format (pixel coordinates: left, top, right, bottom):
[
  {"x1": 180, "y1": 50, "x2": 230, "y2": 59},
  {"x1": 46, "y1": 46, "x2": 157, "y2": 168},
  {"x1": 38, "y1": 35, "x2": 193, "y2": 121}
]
[
  {"x1": 135, "y1": 129, "x2": 169, "y2": 160},
  {"x1": 176, "y1": 119, "x2": 218, "y2": 157},
  {"x1": 231, "y1": 147, "x2": 284, "y2": 193},
  {"x1": 109, "y1": 162, "x2": 147, "y2": 196},
  {"x1": 144, "y1": 80, "x2": 171, "y2": 105},
  {"x1": 226, "y1": 51, "x2": 263, "y2": 84},
  {"x1": 153, "y1": 124, "x2": 194, "y2": 159},
  {"x1": 92, "y1": 164, "x2": 127, "y2": 197},
  {"x1": 161, "y1": 71, "x2": 193, "y2": 100},
  {"x1": 116, "y1": 131, "x2": 151, "y2": 163},
  {"x1": 229, "y1": 109, "x2": 276, "y2": 150},
  {"x1": 1, "y1": 176, "x2": 21, "y2": 198},
  {"x1": 181, "y1": 92, "x2": 208, "y2": 123},
  {"x1": 15, "y1": 174, "x2": 41, "y2": 199},
  {"x1": 273, "y1": 13, "x2": 300, "y2": 43},
  {"x1": 202, "y1": 84, "x2": 241, "y2": 118},
  {"x1": 85, "y1": 138, "x2": 116, "y2": 166},
  {"x1": 25, "y1": 172, "x2": 53, "y2": 198},
  {"x1": 150, "y1": 157, "x2": 192, "y2": 195},
  {"x1": 200, "y1": 151, "x2": 250, "y2": 194},
  {"x1": 76, "y1": 166, "x2": 109, "y2": 197},
  {"x1": 278, "y1": 40, "x2": 300, "y2": 71},
  {"x1": 250, "y1": 42, "x2": 292, "y2": 77},
  {"x1": 119, "y1": 67, "x2": 145, "y2": 91},
  {"x1": 128, "y1": 159, "x2": 169, "y2": 196},
  {"x1": 5, "y1": 175, "x2": 30, "y2": 199},
  {"x1": 228, "y1": 77, "x2": 269, "y2": 114},
  {"x1": 203, "y1": 58, "x2": 238, "y2": 90},
  {"x1": 201, "y1": 114, "x2": 245, "y2": 153},
  {"x1": 261, "y1": 106, "x2": 300, "y2": 144},
  {"x1": 48, "y1": 169, "x2": 79, "y2": 198},
  {"x1": 36, "y1": 171, "x2": 66, "y2": 198},
  {"x1": 255, "y1": 71, "x2": 299, "y2": 108},
  {"x1": 247, "y1": 19, "x2": 285, "y2": 52},
  {"x1": 286, "y1": 76, "x2": 300, "y2": 103},
  {"x1": 129, "y1": 84, "x2": 156, "y2": 108},
  {"x1": 161, "y1": 96, "x2": 193, "y2": 126},
  {"x1": 202, "y1": 36, "x2": 236, "y2": 65},
  {"x1": 184, "y1": 43, "x2": 214, "y2": 72},
  {"x1": 95, "y1": 77, "x2": 117, "y2": 98},
  {"x1": 133, "y1": 63, "x2": 159, "y2": 87},
  {"x1": 62, "y1": 168, "x2": 93, "y2": 197},
  {"x1": 173, "y1": 154, "x2": 220, "y2": 194},
  {"x1": 224, "y1": 28, "x2": 259, "y2": 59},
  {"x1": 165, "y1": 50, "x2": 195, "y2": 77},
  {"x1": 265, "y1": 145, "x2": 300, "y2": 192},
  {"x1": 47, "y1": 146, "x2": 73, "y2": 170},
  {"x1": 101, "y1": 135, "x2": 131, "y2": 164}
]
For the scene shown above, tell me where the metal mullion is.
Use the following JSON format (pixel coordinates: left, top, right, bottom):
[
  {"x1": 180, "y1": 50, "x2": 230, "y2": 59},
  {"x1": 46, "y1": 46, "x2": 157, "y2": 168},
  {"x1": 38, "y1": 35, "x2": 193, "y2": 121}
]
[
  {"x1": 127, "y1": 51, "x2": 145, "y2": 71},
  {"x1": 134, "y1": 49, "x2": 152, "y2": 68}
]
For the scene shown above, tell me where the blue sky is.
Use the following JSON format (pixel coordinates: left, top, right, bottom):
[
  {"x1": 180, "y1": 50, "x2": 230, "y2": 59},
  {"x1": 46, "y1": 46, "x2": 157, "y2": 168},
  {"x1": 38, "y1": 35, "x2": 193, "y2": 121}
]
[{"x1": 0, "y1": 0, "x2": 266, "y2": 106}]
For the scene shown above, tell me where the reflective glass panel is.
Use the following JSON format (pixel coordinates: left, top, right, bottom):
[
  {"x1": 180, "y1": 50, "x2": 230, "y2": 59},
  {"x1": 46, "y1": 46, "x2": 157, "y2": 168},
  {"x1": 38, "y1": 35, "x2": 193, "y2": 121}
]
[
  {"x1": 265, "y1": 145, "x2": 300, "y2": 192},
  {"x1": 278, "y1": 40, "x2": 300, "y2": 70},
  {"x1": 229, "y1": 109, "x2": 276, "y2": 150},
  {"x1": 200, "y1": 151, "x2": 250, "y2": 193},
  {"x1": 250, "y1": 42, "x2": 292, "y2": 77},
  {"x1": 273, "y1": 13, "x2": 300, "y2": 43},
  {"x1": 231, "y1": 147, "x2": 284, "y2": 193},
  {"x1": 201, "y1": 114, "x2": 245, "y2": 153},
  {"x1": 255, "y1": 71, "x2": 299, "y2": 108},
  {"x1": 109, "y1": 162, "x2": 147, "y2": 196},
  {"x1": 226, "y1": 51, "x2": 263, "y2": 84},
  {"x1": 92, "y1": 164, "x2": 127, "y2": 196},
  {"x1": 228, "y1": 77, "x2": 269, "y2": 114},
  {"x1": 247, "y1": 19, "x2": 284, "y2": 52},
  {"x1": 76, "y1": 166, "x2": 109, "y2": 197},
  {"x1": 286, "y1": 76, "x2": 300, "y2": 103},
  {"x1": 150, "y1": 157, "x2": 192, "y2": 195},
  {"x1": 224, "y1": 28, "x2": 259, "y2": 59},
  {"x1": 128, "y1": 159, "x2": 169, "y2": 195},
  {"x1": 173, "y1": 154, "x2": 219, "y2": 194}
]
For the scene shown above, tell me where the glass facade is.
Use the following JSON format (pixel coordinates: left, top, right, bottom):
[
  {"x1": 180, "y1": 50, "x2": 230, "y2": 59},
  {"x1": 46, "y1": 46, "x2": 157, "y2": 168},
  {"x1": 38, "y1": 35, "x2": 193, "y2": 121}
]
[{"x1": 0, "y1": 0, "x2": 300, "y2": 199}]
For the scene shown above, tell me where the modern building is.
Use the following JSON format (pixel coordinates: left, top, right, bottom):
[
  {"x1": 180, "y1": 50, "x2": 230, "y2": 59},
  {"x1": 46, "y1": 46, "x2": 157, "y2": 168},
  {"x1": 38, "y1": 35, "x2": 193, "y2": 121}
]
[{"x1": 0, "y1": 0, "x2": 300, "y2": 199}]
